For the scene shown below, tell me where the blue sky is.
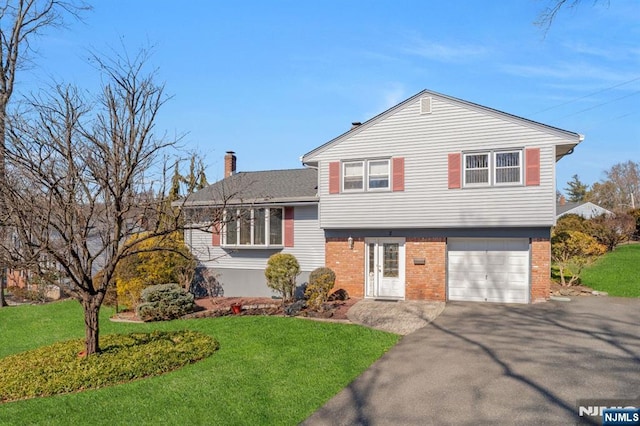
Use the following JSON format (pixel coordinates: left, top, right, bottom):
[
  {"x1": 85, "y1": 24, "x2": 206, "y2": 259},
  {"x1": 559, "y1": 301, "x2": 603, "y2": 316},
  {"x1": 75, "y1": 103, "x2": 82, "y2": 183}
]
[{"x1": 20, "y1": 0, "x2": 640, "y2": 193}]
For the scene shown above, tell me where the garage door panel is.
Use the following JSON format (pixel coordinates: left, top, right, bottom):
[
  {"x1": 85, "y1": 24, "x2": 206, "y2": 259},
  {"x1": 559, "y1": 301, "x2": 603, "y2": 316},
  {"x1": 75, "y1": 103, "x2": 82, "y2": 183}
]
[{"x1": 448, "y1": 238, "x2": 530, "y2": 304}]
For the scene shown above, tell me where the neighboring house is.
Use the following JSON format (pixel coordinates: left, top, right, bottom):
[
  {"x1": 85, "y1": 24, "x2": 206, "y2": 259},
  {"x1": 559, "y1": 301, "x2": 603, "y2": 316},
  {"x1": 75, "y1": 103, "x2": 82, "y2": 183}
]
[
  {"x1": 556, "y1": 201, "x2": 612, "y2": 219},
  {"x1": 184, "y1": 89, "x2": 583, "y2": 303}
]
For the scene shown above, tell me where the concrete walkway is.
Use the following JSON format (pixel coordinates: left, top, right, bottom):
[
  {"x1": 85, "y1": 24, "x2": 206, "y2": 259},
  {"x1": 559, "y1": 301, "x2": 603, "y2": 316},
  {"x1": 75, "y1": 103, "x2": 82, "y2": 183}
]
[
  {"x1": 304, "y1": 296, "x2": 640, "y2": 425},
  {"x1": 347, "y1": 299, "x2": 445, "y2": 335}
]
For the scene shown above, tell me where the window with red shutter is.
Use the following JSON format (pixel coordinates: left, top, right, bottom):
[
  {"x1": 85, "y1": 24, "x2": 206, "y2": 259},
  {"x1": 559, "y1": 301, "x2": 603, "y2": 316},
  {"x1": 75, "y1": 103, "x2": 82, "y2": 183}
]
[
  {"x1": 448, "y1": 153, "x2": 461, "y2": 189},
  {"x1": 329, "y1": 162, "x2": 340, "y2": 194},
  {"x1": 392, "y1": 157, "x2": 405, "y2": 191},
  {"x1": 284, "y1": 207, "x2": 294, "y2": 247},
  {"x1": 525, "y1": 148, "x2": 540, "y2": 186}
]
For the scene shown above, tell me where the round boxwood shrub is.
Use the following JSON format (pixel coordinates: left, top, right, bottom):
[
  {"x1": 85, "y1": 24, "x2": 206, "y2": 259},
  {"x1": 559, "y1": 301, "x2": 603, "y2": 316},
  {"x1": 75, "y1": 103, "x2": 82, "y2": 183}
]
[
  {"x1": 136, "y1": 283, "x2": 195, "y2": 321},
  {"x1": 305, "y1": 267, "x2": 336, "y2": 311},
  {"x1": 265, "y1": 253, "x2": 300, "y2": 302}
]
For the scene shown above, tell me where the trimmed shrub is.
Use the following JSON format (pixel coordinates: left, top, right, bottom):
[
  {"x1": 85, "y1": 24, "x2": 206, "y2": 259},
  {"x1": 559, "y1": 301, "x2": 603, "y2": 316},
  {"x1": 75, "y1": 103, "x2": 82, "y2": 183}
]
[
  {"x1": 265, "y1": 253, "x2": 300, "y2": 302},
  {"x1": 305, "y1": 267, "x2": 336, "y2": 311},
  {"x1": 136, "y1": 283, "x2": 195, "y2": 321}
]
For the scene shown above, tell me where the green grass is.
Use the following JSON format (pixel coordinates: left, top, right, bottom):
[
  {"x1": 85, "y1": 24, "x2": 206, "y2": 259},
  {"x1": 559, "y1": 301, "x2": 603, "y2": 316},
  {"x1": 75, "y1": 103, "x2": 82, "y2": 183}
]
[
  {"x1": 581, "y1": 244, "x2": 640, "y2": 297},
  {"x1": 0, "y1": 300, "x2": 399, "y2": 425}
]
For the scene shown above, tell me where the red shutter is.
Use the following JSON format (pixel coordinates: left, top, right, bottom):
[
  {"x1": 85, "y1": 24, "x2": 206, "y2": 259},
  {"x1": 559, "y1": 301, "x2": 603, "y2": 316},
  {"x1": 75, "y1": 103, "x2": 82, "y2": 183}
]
[
  {"x1": 329, "y1": 161, "x2": 340, "y2": 194},
  {"x1": 284, "y1": 207, "x2": 294, "y2": 247},
  {"x1": 392, "y1": 157, "x2": 405, "y2": 192},
  {"x1": 448, "y1": 153, "x2": 461, "y2": 189},
  {"x1": 525, "y1": 148, "x2": 540, "y2": 186},
  {"x1": 211, "y1": 223, "x2": 221, "y2": 246}
]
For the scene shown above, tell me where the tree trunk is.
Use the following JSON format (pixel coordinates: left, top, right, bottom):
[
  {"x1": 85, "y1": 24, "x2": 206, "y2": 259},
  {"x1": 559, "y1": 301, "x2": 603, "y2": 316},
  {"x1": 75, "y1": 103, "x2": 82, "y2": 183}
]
[
  {"x1": 82, "y1": 296, "x2": 102, "y2": 355},
  {"x1": 0, "y1": 103, "x2": 7, "y2": 308}
]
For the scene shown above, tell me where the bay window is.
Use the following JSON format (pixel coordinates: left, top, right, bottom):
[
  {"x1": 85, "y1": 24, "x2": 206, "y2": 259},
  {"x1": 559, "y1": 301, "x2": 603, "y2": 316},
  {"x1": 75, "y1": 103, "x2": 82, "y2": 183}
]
[{"x1": 223, "y1": 207, "x2": 283, "y2": 247}]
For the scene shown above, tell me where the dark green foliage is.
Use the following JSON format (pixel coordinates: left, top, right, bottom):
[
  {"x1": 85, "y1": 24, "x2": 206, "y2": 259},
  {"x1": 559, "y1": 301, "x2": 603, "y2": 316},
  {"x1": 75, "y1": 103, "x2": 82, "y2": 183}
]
[
  {"x1": 554, "y1": 214, "x2": 591, "y2": 235},
  {"x1": 0, "y1": 330, "x2": 218, "y2": 403},
  {"x1": 264, "y1": 253, "x2": 300, "y2": 302},
  {"x1": 564, "y1": 174, "x2": 589, "y2": 202},
  {"x1": 305, "y1": 267, "x2": 336, "y2": 311},
  {"x1": 136, "y1": 283, "x2": 195, "y2": 322}
]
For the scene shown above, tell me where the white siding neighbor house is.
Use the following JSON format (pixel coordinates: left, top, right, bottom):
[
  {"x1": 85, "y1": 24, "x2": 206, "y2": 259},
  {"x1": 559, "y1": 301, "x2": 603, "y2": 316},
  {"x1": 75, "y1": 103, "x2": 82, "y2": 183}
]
[
  {"x1": 556, "y1": 201, "x2": 612, "y2": 219},
  {"x1": 183, "y1": 89, "x2": 583, "y2": 303}
]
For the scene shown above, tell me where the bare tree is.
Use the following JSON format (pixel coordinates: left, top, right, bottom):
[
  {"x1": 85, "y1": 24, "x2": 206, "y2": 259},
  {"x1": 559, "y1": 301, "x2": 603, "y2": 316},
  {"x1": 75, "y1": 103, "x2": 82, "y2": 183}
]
[
  {"x1": 587, "y1": 161, "x2": 640, "y2": 211},
  {"x1": 536, "y1": 0, "x2": 610, "y2": 32},
  {"x1": 0, "y1": 0, "x2": 89, "y2": 306},
  {"x1": 0, "y1": 50, "x2": 209, "y2": 355}
]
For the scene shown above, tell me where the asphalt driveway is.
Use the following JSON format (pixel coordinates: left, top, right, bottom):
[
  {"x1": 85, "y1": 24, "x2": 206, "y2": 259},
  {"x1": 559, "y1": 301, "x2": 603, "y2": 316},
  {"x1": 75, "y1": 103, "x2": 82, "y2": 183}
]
[{"x1": 303, "y1": 297, "x2": 640, "y2": 425}]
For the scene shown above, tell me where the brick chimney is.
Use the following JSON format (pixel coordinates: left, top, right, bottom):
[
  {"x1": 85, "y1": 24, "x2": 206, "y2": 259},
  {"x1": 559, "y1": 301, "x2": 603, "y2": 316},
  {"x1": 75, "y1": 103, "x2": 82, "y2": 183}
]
[
  {"x1": 559, "y1": 195, "x2": 566, "y2": 205},
  {"x1": 224, "y1": 151, "x2": 236, "y2": 177}
]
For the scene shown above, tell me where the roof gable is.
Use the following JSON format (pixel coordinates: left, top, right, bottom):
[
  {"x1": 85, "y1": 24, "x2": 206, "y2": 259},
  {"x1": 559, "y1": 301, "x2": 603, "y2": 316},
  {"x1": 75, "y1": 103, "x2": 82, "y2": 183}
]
[{"x1": 302, "y1": 89, "x2": 583, "y2": 163}]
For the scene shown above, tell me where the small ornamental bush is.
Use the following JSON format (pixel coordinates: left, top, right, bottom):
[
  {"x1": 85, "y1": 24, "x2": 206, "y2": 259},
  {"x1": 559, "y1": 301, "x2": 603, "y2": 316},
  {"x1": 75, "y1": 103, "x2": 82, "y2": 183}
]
[
  {"x1": 115, "y1": 232, "x2": 196, "y2": 310},
  {"x1": 136, "y1": 283, "x2": 195, "y2": 321},
  {"x1": 551, "y1": 230, "x2": 606, "y2": 286},
  {"x1": 265, "y1": 253, "x2": 300, "y2": 303},
  {"x1": 305, "y1": 267, "x2": 336, "y2": 311}
]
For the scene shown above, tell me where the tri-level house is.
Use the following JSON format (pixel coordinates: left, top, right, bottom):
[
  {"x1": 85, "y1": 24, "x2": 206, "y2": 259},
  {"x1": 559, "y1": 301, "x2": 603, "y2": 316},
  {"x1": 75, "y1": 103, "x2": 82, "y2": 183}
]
[{"x1": 183, "y1": 89, "x2": 582, "y2": 303}]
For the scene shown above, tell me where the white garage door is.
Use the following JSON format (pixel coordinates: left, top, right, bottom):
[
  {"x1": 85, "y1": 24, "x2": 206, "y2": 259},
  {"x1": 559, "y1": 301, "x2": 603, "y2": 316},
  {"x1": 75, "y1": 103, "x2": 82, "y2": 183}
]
[{"x1": 448, "y1": 238, "x2": 530, "y2": 303}]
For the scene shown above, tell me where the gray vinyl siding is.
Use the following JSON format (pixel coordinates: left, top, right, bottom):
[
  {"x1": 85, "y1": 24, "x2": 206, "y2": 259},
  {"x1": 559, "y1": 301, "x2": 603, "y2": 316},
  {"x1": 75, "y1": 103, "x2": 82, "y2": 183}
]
[
  {"x1": 198, "y1": 269, "x2": 312, "y2": 298},
  {"x1": 310, "y1": 96, "x2": 574, "y2": 229},
  {"x1": 185, "y1": 203, "x2": 325, "y2": 279}
]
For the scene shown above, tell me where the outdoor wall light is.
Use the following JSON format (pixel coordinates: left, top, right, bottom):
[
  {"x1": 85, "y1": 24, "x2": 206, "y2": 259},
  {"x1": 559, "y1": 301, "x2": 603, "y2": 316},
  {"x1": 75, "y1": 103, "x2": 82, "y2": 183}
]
[{"x1": 348, "y1": 236, "x2": 354, "y2": 249}]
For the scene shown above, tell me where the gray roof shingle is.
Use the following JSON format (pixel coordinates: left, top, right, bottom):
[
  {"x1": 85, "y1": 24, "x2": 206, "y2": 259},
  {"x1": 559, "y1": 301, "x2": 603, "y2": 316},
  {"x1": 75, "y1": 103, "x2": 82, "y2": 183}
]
[{"x1": 183, "y1": 168, "x2": 318, "y2": 206}]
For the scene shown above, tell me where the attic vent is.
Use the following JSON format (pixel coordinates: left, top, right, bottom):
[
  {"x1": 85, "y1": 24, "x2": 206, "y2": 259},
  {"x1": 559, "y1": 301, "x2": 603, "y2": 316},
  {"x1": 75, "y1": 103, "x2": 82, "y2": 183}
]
[{"x1": 420, "y1": 96, "x2": 432, "y2": 114}]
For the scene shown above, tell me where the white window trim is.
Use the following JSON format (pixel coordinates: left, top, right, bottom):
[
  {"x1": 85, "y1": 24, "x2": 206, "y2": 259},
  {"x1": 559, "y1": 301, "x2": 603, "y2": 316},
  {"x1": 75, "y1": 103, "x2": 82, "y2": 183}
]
[
  {"x1": 493, "y1": 150, "x2": 523, "y2": 186},
  {"x1": 368, "y1": 159, "x2": 391, "y2": 192},
  {"x1": 463, "y1": 152, "x2": 490, "y2": 187},
  {"x1": 222, "y1": 207, "x2": 284, "y2": 248},
  {"x1": 342, "y1": 158, "x2": 391, "y2": 192},
  {"x1": 342, "y1": 160, "x2": 365, "y2": 192},
  {"x1": 462, "y1": 149, "x2": 523, "y2": 188}
]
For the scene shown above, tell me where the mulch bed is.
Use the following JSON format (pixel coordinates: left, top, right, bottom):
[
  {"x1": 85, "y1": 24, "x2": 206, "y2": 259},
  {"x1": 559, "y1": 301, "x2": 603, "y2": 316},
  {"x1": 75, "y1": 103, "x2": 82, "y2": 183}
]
[
  {"x1": 113, "y1": 296, "x2": 359, "y2": 322},
  {"x1": 550, "y1": 282, "x2": 605, "y2": 297}
]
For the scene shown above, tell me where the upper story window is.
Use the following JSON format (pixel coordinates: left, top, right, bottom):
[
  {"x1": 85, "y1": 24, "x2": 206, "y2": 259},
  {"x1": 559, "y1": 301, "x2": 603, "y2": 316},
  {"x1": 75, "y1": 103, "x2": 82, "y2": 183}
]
[
  {"x1": 368, "y1": 160, "x2": 390, "y2": 190},
  {"x1": 343, "y1": 161, "x2": 364, "y2": 190},
  {"x1": 464, "y1": 153, "x2": 489, "y2": 186},
  {"x1": 463, "y1": 150, "x2": 522, "y2": 187},
  {"x1": 343, "y1": 159, "x2": 390, "y2": 192},
  {"x1": 223, "y1": 207, "x2": 283, "y2": 247},
  {"x1": 494, "y1": 151, "x2": 522, "y2": 185}
]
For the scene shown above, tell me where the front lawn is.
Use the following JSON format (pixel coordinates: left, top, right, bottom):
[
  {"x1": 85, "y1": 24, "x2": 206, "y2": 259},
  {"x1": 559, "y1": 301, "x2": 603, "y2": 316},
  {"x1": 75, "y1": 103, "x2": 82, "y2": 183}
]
[
  {"x1": 581, "y1": 244, "x2": 640, "y2": 297},
  {"x1": 0, "y1": 300, "x2": 399, "y2": 425}
]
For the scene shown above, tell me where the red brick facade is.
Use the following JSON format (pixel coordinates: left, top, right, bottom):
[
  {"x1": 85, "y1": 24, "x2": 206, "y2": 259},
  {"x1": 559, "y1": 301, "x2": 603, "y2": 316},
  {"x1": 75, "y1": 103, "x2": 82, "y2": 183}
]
[
  {"x1": 405, "y1": 238, "x2": 446, "y2": 301},
  {"x1": 325, "y1": 237, "x2": 366, "y2": 298},
  {"x1": 325, "y1": 236, "x2": 551, "y2": 303},
  {"x1": 530, "y1": 238, "x2": 551, "y2": 302}
]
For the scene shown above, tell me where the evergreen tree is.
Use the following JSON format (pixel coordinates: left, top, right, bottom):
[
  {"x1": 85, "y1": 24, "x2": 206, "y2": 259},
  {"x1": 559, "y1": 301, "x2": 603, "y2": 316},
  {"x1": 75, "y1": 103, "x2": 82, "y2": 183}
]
[{"x1": 564, "y1": 174, "x2": 589, "y2": 203}]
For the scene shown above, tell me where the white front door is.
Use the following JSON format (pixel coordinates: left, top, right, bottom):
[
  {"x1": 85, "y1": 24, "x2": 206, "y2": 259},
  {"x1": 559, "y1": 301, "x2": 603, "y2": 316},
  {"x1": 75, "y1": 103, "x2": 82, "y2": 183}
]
[{"x1": 366, "y1": 238, "x2": 405, "y2": 299}]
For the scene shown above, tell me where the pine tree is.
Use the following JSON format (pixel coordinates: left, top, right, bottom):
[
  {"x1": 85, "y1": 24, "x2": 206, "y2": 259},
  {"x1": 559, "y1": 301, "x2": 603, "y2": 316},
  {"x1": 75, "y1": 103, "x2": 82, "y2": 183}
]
[{"x1": 564, "y1": 174, "x2": 589, "y2": 203}]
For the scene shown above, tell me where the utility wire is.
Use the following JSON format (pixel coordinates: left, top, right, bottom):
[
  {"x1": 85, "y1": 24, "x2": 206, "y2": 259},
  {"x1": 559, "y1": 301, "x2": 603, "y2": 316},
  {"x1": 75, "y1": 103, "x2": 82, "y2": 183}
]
[
  {"x1": 556, "y1": 90, "x2": 640, "y2": 119},
  {"x1": 531, "y1": 75, "x2": 640, "y2": 116}
]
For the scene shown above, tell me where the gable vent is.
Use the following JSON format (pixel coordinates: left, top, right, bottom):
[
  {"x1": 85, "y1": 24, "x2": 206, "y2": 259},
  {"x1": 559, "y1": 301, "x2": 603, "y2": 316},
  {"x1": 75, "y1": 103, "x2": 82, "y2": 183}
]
[{"x1": 420, "y1": 96, "x2": 432, "y2": 114}]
